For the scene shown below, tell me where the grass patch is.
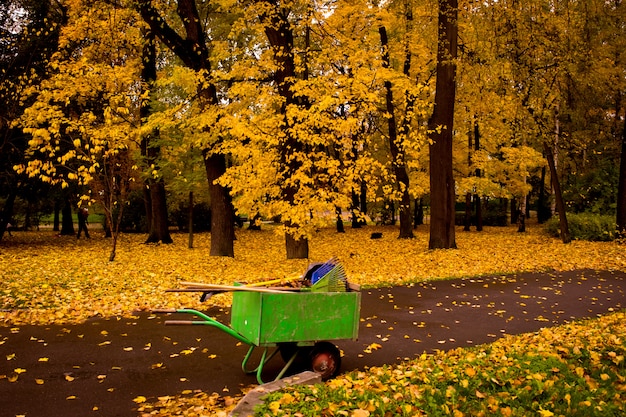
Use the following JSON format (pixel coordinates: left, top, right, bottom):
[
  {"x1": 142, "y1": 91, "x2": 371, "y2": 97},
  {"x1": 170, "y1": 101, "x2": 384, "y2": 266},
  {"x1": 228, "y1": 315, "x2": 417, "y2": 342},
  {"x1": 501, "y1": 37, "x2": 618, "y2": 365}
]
[{"x1": 256, "y1": 311, "x2": 626, "y2": 417}]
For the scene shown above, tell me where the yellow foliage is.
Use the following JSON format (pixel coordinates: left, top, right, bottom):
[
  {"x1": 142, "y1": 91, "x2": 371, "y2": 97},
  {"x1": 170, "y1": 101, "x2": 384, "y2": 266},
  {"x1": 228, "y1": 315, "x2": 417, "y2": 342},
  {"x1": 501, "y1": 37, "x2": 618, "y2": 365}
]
[{"x1": 2, "y1": 224, "x2": 626, "y2": 327}]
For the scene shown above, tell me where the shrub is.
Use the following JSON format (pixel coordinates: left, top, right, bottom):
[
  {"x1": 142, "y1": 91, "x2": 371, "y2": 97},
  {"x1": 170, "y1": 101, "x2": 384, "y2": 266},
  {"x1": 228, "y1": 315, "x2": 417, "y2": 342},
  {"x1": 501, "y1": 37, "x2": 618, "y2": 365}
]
[
  {"x1": 109, "y1": 190, "x2": 148, "y2": 233},
  {"x1": 545, "y1": 212, "x2": 617, "y2": 241},
  {"x1": 170, "y1": 202, "x2": 212, "y2": 232}
]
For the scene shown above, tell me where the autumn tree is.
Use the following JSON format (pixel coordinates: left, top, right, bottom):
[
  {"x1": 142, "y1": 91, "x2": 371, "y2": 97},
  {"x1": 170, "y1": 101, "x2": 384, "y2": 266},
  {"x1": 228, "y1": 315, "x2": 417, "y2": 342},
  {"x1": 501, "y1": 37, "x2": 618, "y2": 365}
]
[
  {"x1": 17, "y1": 0, "x2": 144, "y2": 260},
  {"x1": 138, "y1": 0, "x2": 236, "y2": 257},
  {"x1": 140, "y1": 29, "x2": 172, "y2": 244},
  {"x1": 378, "y1": 7, "x2": 422, "y2": 239},
  {"x1": 217, "y1": 0, "x2": 388, "y2": 258},
  {"x1": 0, "y1": 0, "x2": 66, "y2": 240}
]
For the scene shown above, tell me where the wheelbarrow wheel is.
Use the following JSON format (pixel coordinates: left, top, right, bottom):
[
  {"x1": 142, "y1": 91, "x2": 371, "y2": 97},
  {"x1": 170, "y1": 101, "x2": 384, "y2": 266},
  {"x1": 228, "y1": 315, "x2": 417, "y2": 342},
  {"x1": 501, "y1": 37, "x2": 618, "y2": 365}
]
[
  {"x1": 310, "y1": 342, "x2": 341, "y2": 380},
  {"x1": 278, "y1": 343, "x2": 313, "y2": 374}
]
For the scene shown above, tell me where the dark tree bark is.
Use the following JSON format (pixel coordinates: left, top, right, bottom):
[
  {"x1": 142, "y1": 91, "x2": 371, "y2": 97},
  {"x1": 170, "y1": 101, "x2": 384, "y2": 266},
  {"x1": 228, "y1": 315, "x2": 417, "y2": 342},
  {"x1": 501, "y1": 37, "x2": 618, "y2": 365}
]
[
  {"x1": 351, "y1": 189, "x2": 363, "y2": 228},
  {"x1": 510, "y1": 198, "x2": 519, "y2": 225},
  {"x1": 188, "y1": 191, "x2": 194, "y2": 249},
  {"x1": 203, "y1": 151, "x2": 236, "y2": 256},
  {"x1": 428, "y1": 0, "x2": 458, "y2": 249},
  {"x1": 60, "y1": 198, "x2": 75, "y2": 235},
  {"x1": 413, "y1": 198, "x2": 424, "y2": 227},
  {"x1": 146, "y1": 180, "x2": 173, "y2": 243},
  {"x1": 0, "y1": 190, "x2": 17, "y2": 241},
  {"x1": 517, "y1": 196, "x2": 527, "y2": 233},
  {"x1": 360, "y1": 182, "x2": 368, "y2": 221},
  {"x1": 248, "y1": 213, "x2": 262, "y2": 230},
  {"x1": 142, "y1": 29, "x2": 173, "y2": 244},
  {"x1": 463, "y1": 193, "x2": 472, "y2": 231},
  {"x1": 53, "y1": 199, "x2": 60, "y2": 231},
  {"x1": 617, "y1": 110, "x2": 626, "y2": 233},
  {"x1": 379, "y1": 26, "x2": 414, "y2": 239},
  {"x1": 138, "y1": 0, "x2": 234, "y2": 256},
  {"x1": 537, "y1": 166, "x2": 550, "y2": 223},
  {"x1": 475, "y1": 196, "x2": 483, "y2": 231},
  {"x1": 544, "y1": 142, "x2": 571, "y2": 243},
  {"x1": 336, "y1": 206, "x2": 345, "y2": 233},
  {"x1": 463, "y1": 121, "x2": 473, "y2": 231},
  {"x1": 473, "y1": 120, "x2": 483, "y2": 231}
]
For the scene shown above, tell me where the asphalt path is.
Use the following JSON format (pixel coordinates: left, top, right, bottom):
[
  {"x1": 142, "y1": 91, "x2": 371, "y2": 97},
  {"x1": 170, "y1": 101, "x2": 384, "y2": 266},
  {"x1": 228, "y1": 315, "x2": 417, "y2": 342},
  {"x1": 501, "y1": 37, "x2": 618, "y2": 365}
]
[{"x1": 1, "y1": 269, "x2": 625, "y2": 417}]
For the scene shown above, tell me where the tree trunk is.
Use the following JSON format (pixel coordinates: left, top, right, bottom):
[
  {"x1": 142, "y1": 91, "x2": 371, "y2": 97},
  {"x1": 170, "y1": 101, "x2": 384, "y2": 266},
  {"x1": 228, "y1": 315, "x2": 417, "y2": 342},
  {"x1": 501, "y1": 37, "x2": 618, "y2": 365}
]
[
  {"x1": 475, "y1": 196, "x2": 483, "y2": 231},
  {"x1": 188, "y1": 191, "x2": 194, "y2": 249},
  {"x1": 360, "y1": 182, "x2": 367, "y2": 218},
  {"x1": 379, "y1": 26, "x2": 413, "y2": 239},
  {"x1": 0, "y1": 190, "x2": 17, "y2": 241},
  {"x1": 544, "y1": 142, "x2": 571, "y2": 243},
  {"x1": 510, "y1": 198, "x2": 519, "y2": 225},
  {"x1": 204, "y1": 151, "x2": 235, "y2": 256},
  {"x1": 141, "y1": 28, "x2": 172, "y2": 245},
  {"x1": 517, "y1": 195, "x2": 527, "y2": 233},
  {"x1": 617, "y1": 109, "x2": 626, "y2": 233},
  {"x1": 464, "y1": 117, "x2": 473, "y2": 232},
  {"x1": 414, "y1": 198, "x2": 424, "y2": 227},
  {"x1": 463, "y1": 192, "x2": 472, "y2": 231},
  {"x1": 145, "y1": 180, "x2": 173, "y2": 244},
  {"x1": 351, "y1": 189, "x2": 362, "y2": 228},
  {"x1": 336, "y1": 206, "x2": 345, "y2": 233},
  {"x1": 537, "y1": 166, "x2": 550, "y2": 223},
  {"x1": 285, "y1": 231, "x2": 308, "y2": 259},
  {"x1": 61, "y1": 198, "x2": 75, "y2": 235},
  {"x1": 473, "y1": 119, "x2": 483, "y2": 231},
  {"x1": 428, "y1": 0, "x2": 458, "y2": 249}
]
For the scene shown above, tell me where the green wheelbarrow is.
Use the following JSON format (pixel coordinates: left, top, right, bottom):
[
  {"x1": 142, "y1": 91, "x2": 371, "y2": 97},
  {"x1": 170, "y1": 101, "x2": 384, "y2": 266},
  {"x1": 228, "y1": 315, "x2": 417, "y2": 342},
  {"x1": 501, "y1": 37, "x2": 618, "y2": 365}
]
[{"x1": 154, "y1": 286, "x2": 361, "y2": 384}]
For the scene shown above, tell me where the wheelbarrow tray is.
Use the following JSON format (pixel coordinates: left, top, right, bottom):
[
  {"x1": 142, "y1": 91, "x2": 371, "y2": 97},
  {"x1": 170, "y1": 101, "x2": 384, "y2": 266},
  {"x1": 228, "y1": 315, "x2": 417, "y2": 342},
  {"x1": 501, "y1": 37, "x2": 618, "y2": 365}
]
[{"x1": 231, "y1": 290, "x2": 360, "y2": 346}]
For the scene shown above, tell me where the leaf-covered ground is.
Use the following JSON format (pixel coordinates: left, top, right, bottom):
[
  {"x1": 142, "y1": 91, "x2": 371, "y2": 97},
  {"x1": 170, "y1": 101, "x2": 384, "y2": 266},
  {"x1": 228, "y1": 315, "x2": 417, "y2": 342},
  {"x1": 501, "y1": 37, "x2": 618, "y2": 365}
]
[
  {"x1": 1, "y1": 224, "x2": 626, "y2": 416},
  {"x1": 2, "y1": 224, "x2": 626, "y2": 326}
]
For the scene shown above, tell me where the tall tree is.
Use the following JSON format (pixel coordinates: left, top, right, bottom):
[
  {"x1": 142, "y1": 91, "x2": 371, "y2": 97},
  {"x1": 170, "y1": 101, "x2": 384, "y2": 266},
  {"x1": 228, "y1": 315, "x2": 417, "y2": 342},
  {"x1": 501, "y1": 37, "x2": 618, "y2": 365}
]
[
  {"x1": 17, "y1": 0, "x2": 145, "y2": 259},
  {"x1": 140, "y1": 29, "x2": 172, "y2": 244},
  {"x1": 0, "y1": 0, "x2": 65, "y2": 240},
  {"x1": 618, "y1": 109, "x2": 626, "y2": 233},
  {"x1": 379, "y1": 24, "x2": 414, "y2": 239},
  {"x1": 428, "y1": 0, "x2": 458, "y2": 249},
  {"x1": 138, "y1": 0, "x2": 235, "y2": 256},
  {"x1": 259, "y1": 0, "x2": 310, "y2": 258}
]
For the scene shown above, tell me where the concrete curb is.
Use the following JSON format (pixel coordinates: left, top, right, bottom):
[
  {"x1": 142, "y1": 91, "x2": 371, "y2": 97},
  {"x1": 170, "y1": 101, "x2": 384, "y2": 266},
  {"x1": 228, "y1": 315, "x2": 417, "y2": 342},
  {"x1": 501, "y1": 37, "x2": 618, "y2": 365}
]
[{"x1": 229, "y1": 371, "x2": 322, "y2": 417}]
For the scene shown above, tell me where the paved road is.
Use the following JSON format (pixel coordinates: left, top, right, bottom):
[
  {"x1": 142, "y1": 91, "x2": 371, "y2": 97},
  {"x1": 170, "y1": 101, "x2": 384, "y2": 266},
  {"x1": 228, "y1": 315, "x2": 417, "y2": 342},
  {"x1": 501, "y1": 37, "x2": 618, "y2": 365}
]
[{"x1": 1, "y1": 269, "x2": 624, "y2": 417}]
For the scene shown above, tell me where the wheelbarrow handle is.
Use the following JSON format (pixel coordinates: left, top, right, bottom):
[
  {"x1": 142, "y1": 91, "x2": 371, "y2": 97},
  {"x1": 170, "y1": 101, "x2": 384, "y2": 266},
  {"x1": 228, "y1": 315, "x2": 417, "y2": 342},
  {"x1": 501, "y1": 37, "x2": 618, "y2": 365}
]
[
  {"x1": 164, "y1": 320, "x2": 205, "y2": 325},
  {"x1": 158, "y1": 308, "x2": 254, "y2": 346}
]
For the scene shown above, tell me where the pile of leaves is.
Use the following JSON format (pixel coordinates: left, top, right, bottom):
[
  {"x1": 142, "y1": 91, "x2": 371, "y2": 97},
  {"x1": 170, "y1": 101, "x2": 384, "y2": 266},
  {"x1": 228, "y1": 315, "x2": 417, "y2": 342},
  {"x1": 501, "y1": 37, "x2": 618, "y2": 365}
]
[
  {"x1": 2, "y1": 224, "x2": 626, "y2": 326},
  {"x1": 255, "y1": 311, "x2": 626, "y2": 417}
]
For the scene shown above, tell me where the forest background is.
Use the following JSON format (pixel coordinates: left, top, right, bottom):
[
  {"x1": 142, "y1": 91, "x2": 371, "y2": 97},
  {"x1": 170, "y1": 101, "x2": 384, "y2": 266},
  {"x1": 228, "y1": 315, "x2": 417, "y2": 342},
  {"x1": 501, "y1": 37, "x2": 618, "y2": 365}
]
[{"x1": 1, "y1": 0, "x2": 626, "y2": 262}]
